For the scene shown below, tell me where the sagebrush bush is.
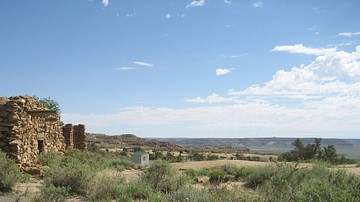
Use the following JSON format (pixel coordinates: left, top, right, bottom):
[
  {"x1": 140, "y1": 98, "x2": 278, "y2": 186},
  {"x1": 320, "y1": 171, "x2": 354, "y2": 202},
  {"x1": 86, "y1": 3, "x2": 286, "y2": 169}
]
[
  {"x1": 184, "y1": 168, "x2": 197, "y2": 180},
  {"x1": 0, "y1": 151, "x2": 22, "y2": 192},
  {"x1": 243, "y1": 163, "x2": 360, "y2": 201},
  {"x1": 43, "y1": 156, "x2": 93, "y2": 195},
  {"x1": 87, "y1": 169, "x2": 124, "y2": 200},
  {"x1": 168, "y1": 187, "x2": 216, "y2": 202},
  {"x1": 208, "y1": 168, "x2": 226, "y2": 185},
  {"x1": 111, "y1": 158, "x2": 134, "y2": 170},
  {"x1": 32, "y1": 184, "x2": 70, "y2": 202},
  {"x1": 115, "y1": 180, "x2": 157, "y2": 201},
  {"x1": 39, "y1": 150, "x2": 64, "y2": 167},
  {"x1": 141, "y1": 160, "x2": 189, "y2": 193},
  {"x1": 221, "y1": 164, "x2": 255, "y2": 180}
]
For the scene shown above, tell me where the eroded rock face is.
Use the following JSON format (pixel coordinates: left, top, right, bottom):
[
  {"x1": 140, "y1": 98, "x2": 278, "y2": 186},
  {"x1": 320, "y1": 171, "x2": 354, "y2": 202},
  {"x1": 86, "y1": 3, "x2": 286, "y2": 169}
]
[{"x1": 0, "y1": 96, "x2": 87, "y2": 170}]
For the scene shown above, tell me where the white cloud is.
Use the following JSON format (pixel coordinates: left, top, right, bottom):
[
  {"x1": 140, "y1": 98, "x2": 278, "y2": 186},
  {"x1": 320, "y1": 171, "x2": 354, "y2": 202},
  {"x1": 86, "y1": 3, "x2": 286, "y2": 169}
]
[
  {"x1": 126, "y1": 12, "x2": 137, "y2": 18},
  {"x1": 102, "y1": 0, "x2": 109, "y2": 7},
  {"x1": 253, "y1": 2, "x2": 263, "y2": 8},
  {"x1": 216, "y1": 68, "x2": 231, "y2": 76},
  {"x1": 224, "y1": 0, "x2": 232, "y2": 6},
  {"x1": 232, "y1": 45, "x2": 360, "y2": 97},
  {"x1": 116, "y1": 67, "x2": 138, "y2": 71},
  {"x1": 272, "y1": 44, "x2": 336, "y2": 56},
  {"x1": 133, "y1": 61, "x2": 153, "y2": 67},
  {"x1": 338, "y1": 32, "x2": 360, "y2": 37},
  {"x1": 186, "y1": 93, "x2": 234, "y2": 104},
  {"x1": 179, "y1": 13, "x2": 186, "y2": 18},
  {"x1": 186, "y1": 0, "x2": 205, "y2": 8},
  {"x1": 65, "y1": 45, "x2": 360, "y2": 138},
  {"x1": 165, "y1": 13, "x2": 171, "y2": 19}
]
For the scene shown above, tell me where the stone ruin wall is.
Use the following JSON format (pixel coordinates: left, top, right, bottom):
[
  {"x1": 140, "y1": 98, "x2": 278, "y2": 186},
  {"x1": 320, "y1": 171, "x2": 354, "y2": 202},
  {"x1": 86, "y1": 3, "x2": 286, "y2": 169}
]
[
  {"x1": 0, "y1": 96, "x2": 65, "y2": 169},
  {"x1": 62, "y1": 124, "x2": 87, "y2": 150},
  {"x1": 0, "y1": 96, "x2": 89, "y2": 170}
]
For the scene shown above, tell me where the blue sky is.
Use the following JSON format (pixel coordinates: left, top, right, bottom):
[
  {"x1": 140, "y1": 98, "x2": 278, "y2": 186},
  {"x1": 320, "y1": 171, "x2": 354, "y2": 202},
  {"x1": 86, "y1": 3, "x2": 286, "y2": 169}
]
[{"x1": 1, "y1": 0, "x2": 360, "y2": 138}]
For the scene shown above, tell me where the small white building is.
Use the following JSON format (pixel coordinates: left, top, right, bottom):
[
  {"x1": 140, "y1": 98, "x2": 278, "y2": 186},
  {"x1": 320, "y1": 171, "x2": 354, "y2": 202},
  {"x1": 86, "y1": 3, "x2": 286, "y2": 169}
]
[{"x1": 131, "y1": 151, "x2": 149, "y2": 166}]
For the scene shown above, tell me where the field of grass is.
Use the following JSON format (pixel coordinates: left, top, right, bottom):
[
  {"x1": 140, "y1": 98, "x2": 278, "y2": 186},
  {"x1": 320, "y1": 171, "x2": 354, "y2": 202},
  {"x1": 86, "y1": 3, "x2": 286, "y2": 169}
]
[{"x1": 1, "y1": 148, "x2": 360, "y2": 201}]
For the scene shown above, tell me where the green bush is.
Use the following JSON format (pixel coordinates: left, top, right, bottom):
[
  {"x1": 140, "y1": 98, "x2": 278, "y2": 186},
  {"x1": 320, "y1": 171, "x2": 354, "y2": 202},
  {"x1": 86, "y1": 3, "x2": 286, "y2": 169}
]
[
  {"x1": 32, "y1": 184, "x2": 70, "y2": 202},
  {"x1": 197, "y1": 168, "x2": 210, "y2": 176},
  {"x1": 43, "y1": 156, "x2": 93, "y2": 195},
  {"x1": 208, "y1": 169, "x2": 226, "y2": 185},
  {"x1": 39, "y1": 150, "x2": 64, "y2": 167},
  {"x1": 168, "y1": 187, "x2": 216, "y2": 202},
  {"x1": 245, "y1": 165, "x2": 277, "y2": 189},
  {"x1": 243, "y1": 163, "x2": 360, "y2": 201},
  {"x1": 221, "y1": 164, "x2": 256, "y2": 180},
  {"x1": 87, "y1": 169, "x2": 124, "y2": 201},
  {"x1": 115, "y1": 180, "x2": 156, "y2": 201},
  {"x1": 0, "y1": 151, "x2": 22, "y2": 192},
  {"x1": 184, "y1": 168, "x2": 197, "y2": 180},
  {"x1": 111, "y1": 159, "x2": 134, "y2": 170},
  {"x1": 141, "y1": 160, "x2": 188, "y2": 193}
]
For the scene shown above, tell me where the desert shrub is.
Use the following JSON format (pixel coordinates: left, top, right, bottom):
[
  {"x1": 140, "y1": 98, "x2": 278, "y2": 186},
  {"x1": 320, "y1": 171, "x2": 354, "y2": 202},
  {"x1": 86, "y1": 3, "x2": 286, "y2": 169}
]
[
  {"x1": 32, "y1": 184, "x2": 70, "y2": 202},
  {"x1": 258, "y1": 163, "x2": 306, "y2": 201},
  {"x1": 141, "y1": 160, "x2": 188, "y2": 193},
  {"x1": 190, "y1": 152, "x2": 206, "y2": 161},
  {"x1": 65, "y1": 148, "x2": 110, "y2": 170},
  {"x1": 0, "y1": 151, "x2": 22, "y2": 192},
  {"x1": 197, "y1": 168, "x2": 210, "y2": 176},
  {"x1": 87, "y1": 169, "x2": 124, "y2": 201},
  {"x1": 298, "y1": 168, "x2": 360, "y2": 201},
  {"x1": 243, "y1": 163, "x2": 360, "y2": 201},
  {"x1": 207, "y1": 154, "x2": 220, "y2": 161},
  {"x1": 208, "y1": 168, "x2": 226, "y2": 185},
  {"x1": 245, "y1": 165, "x2": 277, "y2": 189},
  {"x1": 39, "y1": 150, "x2": 64, "y2": 167},
  {"x1": 221, "y1": 164, "x2": 255, "y2": 180},
  {"x1": 184, "y1": 168, "x2": 197, "y2": 180},
  {"x1": 43, "y1": 156, "x2": 93, "y2": 195},
  {"x1": 111, "y1": 159, "x2": 134, "y2": 170},
  {"x1": 115, "y1": 180, "x2": 158, "y2": 201},
  {"x1": 168, "y1": 187, "x2": 216, "y2": 202}
]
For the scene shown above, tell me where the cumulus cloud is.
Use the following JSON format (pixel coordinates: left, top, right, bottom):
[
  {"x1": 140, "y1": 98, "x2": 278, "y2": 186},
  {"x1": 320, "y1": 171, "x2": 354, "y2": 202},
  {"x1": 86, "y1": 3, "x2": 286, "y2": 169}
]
[
  {"x1": 232, "y1": 45, "x2": 360, "y2": 98},
  {"x1": 338, "y1": 32, "x2": 360, "y2": 37},
  {"x1": 216, "y1": 68, "x2": 231, "y2": 76},
  {"x1": 186, "y1": 93, "x2": 234, "y2": 104},
  {"x1": 186, "y1": 0, "x2": 205, "y2": 8},
  {"x1": 102, "y1": 0, "x2": 109, "y2": 7},
  {"x1": 224, "y1": 0, "x2": 232, "y2": 5},
  {"x1": 133, "y1": 61, "x2": 153, "y2": 67},
  {"x1": 272, "y1": 44, "x2": 336, "y2": 55},
  {"x1": 66, "y1": 45, "x2": 360, "y2": 138},
  {"x1": 165, "y1": 13, "x2": 171, "y2": 19},
  {"x1": 253, "y1": 2, "x2": 263, "y2": 8}
]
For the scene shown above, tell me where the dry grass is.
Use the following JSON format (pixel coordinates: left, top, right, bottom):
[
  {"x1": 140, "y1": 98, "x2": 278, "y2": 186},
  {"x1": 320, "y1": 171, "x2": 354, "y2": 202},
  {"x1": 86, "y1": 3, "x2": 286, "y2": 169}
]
[{"x1": 172, "y1": 159, "x2": 271, "y2": 170}]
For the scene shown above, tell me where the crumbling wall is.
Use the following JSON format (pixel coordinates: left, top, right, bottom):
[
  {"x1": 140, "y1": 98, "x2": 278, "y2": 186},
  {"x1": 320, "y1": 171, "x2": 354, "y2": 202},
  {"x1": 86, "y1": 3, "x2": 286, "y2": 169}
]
[
  {"x1": 0, "y1": 96, "x2": 65, "y2": 169},
  {"x1": 62, "y1": 124, "x2": 87, "y2": 150},
  {"x1": 73, "y1": 124, "x2": 87, "y2": 150},
  {"x1": 62, "y1": 124, "x2": 74, "y2": 149}
]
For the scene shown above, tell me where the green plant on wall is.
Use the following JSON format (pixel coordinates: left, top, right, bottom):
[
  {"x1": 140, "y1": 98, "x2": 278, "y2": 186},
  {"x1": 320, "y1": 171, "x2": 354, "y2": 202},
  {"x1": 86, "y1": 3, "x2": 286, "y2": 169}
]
[{"x1": 33, "y1": 96, "x2": 61, "y2": 113}]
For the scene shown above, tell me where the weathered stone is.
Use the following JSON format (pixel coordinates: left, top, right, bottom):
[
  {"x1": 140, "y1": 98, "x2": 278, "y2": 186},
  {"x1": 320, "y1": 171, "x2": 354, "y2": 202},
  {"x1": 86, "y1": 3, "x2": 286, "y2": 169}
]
[
  {"x1": 0, "y1": 111, "x2": 8, "y2": 117},
  {"x1": 9, "y1": 140, "x2": 22, "y2": 145},
  {"x1": 0, "y1": 95, "x2": 86, "y2": 170}
]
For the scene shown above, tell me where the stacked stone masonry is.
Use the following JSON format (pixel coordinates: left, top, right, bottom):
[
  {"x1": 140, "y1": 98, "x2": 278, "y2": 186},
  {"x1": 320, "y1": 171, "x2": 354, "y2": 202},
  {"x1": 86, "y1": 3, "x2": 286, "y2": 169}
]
[
  {"x1": 0, "y1": 96, "x2": 87, "y2": 169},
  {"x1": 62, "y1": 124, "x2": 87, "y2": 150}
]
